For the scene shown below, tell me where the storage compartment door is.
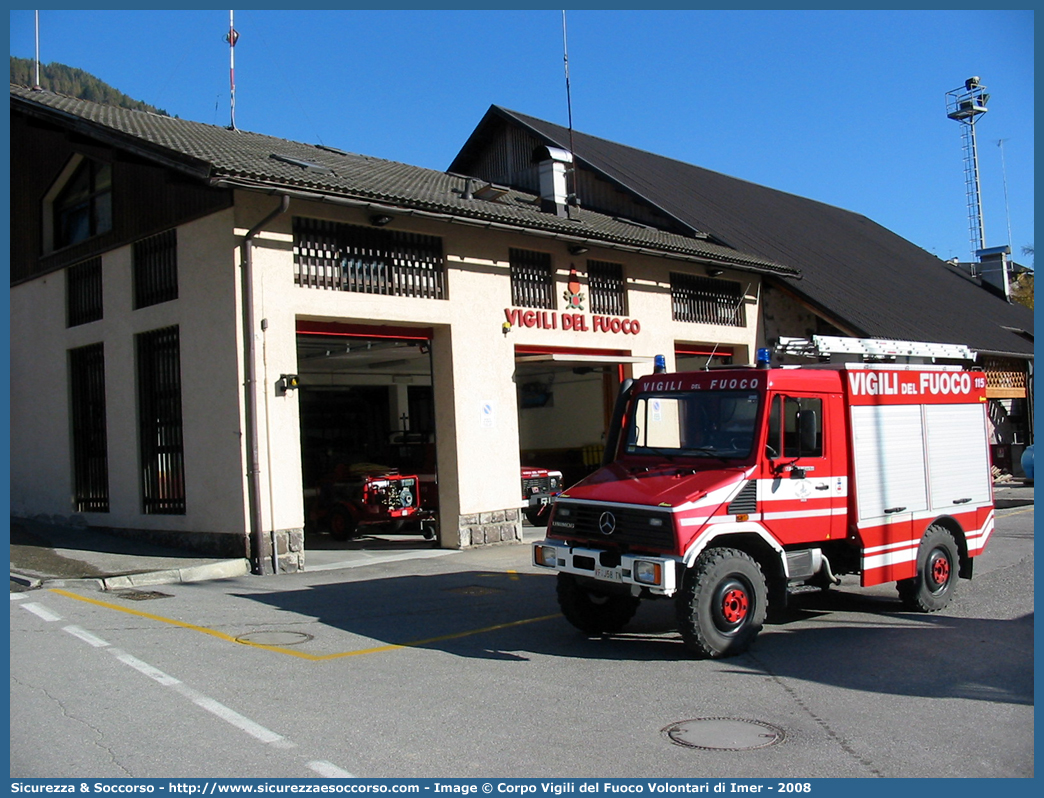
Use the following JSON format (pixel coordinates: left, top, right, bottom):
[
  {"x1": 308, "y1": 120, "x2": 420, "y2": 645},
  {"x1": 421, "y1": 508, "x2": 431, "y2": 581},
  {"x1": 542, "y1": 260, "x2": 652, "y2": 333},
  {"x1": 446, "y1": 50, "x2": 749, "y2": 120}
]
[
  {"x1": 925, "y1": 404, "x2": 992, "y2": 510},
  {"x1": 851, "y1": 404, "x2": 928, "y2": 521}
]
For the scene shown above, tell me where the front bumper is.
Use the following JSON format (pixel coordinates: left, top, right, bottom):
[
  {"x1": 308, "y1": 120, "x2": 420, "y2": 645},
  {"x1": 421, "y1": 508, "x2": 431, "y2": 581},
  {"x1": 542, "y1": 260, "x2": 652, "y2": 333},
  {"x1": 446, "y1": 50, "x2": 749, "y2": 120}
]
[{"x1": 532, "y1": 539, "x2": 680, "y2": 596}]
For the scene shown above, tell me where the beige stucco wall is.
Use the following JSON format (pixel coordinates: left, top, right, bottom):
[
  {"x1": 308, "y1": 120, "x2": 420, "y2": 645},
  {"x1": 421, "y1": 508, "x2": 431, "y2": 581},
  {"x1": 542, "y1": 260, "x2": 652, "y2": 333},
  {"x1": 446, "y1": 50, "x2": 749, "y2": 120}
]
[{"x1": 10, "y1": 210, "x2": 248, "y2": 550}]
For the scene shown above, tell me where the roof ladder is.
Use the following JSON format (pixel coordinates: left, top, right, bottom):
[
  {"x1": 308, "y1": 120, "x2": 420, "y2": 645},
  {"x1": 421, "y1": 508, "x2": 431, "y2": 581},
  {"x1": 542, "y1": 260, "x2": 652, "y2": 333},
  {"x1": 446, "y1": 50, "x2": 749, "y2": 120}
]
[{"x1": 775, "y1": 335, "x2": 976, "y2": 364}]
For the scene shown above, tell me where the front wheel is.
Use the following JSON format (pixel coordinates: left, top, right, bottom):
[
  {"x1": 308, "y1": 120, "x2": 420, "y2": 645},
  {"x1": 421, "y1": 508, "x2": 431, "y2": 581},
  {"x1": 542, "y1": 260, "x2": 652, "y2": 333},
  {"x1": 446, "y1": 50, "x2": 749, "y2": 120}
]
[
  {"x1": 556, "y1": 572, "x2": 640, "y2": 635},
  {"x1": 676, "y1": 547, "x2": 768, "y2": 658},
  {"x1": 524, "y1": 505, "x2": 547, "y2": 527},
  {"x1": 897, "y1": 525, "x2": 959, "y2": 612}
]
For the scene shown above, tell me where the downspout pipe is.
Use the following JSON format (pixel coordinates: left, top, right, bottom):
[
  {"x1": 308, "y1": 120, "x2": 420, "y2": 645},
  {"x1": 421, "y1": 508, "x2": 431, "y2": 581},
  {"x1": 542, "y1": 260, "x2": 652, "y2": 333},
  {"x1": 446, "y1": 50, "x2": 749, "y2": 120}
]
[{"x1": 241, "y1": 195, "x2": 290, "y2": 574}]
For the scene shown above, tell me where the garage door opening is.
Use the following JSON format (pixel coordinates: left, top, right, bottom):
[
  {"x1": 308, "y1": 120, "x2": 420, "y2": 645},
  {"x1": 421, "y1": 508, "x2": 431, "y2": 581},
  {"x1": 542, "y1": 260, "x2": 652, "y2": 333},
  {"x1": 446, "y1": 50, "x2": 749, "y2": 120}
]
[
  {"x1": 296, "y1": 322, "x2": 438, "y2": 550},
  {"x1": 514, "y1": 346, "x2": 652, "y2": 517}
]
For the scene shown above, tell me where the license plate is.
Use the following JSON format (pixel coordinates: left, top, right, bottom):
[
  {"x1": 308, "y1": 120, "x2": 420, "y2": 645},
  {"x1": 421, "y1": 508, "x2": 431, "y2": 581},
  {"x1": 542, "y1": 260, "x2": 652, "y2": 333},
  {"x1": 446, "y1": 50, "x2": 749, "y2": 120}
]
[{"x1": 594, "y1": 566, "x2": 623, "y2": 582}]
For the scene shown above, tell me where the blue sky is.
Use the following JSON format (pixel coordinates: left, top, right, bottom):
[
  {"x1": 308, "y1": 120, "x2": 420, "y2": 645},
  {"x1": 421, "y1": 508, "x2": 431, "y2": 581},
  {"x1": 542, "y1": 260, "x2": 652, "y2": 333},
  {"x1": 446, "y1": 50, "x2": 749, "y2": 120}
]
[{"x1": 8, "y1": 8, "x2": 1035, "y2": 265}]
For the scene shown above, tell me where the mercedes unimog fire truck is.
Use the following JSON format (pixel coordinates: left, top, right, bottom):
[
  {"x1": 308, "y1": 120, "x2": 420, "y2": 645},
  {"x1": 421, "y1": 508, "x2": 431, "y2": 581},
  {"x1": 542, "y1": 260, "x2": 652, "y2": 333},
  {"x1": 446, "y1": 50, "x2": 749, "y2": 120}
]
[{"x1": 532, "y1": 337, "x2": 995, "y2": 658}]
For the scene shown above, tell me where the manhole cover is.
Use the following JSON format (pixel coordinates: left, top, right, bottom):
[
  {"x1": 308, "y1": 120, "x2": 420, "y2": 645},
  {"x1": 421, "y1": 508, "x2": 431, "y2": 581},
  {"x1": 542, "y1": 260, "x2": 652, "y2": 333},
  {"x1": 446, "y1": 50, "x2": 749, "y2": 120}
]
[
  {"x1": 236, "y1": 631, "x2": 314, "y2": 646},
  {"x1": 113, "y1": 590, "x2": 173, "y2": 601},
  {"x1": 662, "y1": 718, "x2": 785, "y2": 751},
  {"x1": 444, "y1": 585, "x2": 503, "y2": 596}
]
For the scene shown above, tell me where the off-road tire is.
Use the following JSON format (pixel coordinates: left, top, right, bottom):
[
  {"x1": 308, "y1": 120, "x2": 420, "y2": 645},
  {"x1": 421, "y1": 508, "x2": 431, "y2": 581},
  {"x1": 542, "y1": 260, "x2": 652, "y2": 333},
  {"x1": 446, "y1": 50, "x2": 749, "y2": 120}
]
[
  {"x1": 556, "y1": 572, "x2": 640, "y2": 635},
  {"x1": 524, "y1": 506, "x2": 547, "y2": 527},
  {"x1": 897, "y1": 525, "x2": 959, "y2": 612},
  {"x1": 676, "y1": 547, "x2": 768, "y2": 658},
  {"x1": 328, "y1": 505, "x2": 358, "y2": 542}
]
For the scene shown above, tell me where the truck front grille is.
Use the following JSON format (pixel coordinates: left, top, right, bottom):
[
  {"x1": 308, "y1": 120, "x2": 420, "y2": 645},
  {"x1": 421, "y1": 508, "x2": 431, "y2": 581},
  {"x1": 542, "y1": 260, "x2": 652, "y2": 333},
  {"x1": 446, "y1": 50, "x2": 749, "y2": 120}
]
[{"x1": 551, "y1": 502, "x2": 675, "y2": 551}]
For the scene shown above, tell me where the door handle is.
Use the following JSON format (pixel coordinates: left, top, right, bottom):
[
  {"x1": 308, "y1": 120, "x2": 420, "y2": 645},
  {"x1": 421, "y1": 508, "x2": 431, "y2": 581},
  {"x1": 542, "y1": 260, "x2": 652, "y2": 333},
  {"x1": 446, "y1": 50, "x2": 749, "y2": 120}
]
[
  {"x1": 884, "y1": 506, "x2": 907, "y2": 514},
  {"x1": 815, "y1": 484, "x2": 830, "y2": 490},
  {"x1": 953, "y1": 498, "x2": 972, "y2": 504}
]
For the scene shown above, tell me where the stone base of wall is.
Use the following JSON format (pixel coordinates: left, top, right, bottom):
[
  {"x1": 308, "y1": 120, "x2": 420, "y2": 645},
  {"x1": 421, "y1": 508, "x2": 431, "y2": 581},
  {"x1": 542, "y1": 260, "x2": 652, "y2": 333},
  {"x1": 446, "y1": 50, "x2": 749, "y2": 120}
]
[
  {"x1": 254, "y1": 527, "x2": 305, "y2": 575},
  {"x1": 456, "y1": 507, "x2": 523, "y2": 547}
]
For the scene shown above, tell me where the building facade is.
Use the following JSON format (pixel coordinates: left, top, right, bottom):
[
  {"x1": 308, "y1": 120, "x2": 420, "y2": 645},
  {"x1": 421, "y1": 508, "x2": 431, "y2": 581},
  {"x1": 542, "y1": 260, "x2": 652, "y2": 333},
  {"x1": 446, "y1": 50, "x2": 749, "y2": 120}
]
[{"x1": 11, "y1": 86, "x2": 796, "y2": 573}]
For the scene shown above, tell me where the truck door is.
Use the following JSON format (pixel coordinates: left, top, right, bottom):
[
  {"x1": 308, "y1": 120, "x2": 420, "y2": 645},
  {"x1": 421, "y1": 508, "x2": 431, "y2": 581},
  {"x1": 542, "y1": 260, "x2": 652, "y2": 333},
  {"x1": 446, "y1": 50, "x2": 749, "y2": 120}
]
[{"x1": 760, "y1": 393, "x2": 846, "y2": 545}]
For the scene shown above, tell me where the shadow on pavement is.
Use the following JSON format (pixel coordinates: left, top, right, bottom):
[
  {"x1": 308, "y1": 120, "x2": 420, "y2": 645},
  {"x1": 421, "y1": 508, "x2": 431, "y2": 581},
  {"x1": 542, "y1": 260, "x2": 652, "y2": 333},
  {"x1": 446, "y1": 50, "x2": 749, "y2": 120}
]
[{"x1": 232, "y1": 564, "x2": 1033, "y2": 705}]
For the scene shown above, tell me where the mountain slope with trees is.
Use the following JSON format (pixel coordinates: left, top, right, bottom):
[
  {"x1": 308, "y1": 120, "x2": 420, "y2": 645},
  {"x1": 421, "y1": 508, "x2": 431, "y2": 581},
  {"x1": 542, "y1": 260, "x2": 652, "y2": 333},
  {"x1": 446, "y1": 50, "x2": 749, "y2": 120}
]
[{"x1": 10, "y1": 56, "x2": 169, "y2": 116}]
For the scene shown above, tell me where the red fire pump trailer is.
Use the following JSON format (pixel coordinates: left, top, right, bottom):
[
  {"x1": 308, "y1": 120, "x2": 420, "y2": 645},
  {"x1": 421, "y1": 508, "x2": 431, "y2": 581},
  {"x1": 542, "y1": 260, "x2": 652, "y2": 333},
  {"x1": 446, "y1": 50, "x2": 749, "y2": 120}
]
[{"x1": 533, "y1": 337, "x2": 995, "y2": 658}]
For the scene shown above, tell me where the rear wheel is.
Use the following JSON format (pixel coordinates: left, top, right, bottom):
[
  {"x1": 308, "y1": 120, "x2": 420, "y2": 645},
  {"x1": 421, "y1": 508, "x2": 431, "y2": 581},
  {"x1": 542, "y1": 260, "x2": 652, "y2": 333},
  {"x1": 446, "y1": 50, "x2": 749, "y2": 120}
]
[
  {"x1": 676, "y1": 547, "x2": 768, "y2": 658},
  {"x1": 897, "y1": 525, "x2": 959, "y2": 612},
  {"x1": 556, "y1": 572, "x2": 640, "y2": 635},
  {"x1": 328, "y1": 505, "x2": 358, "y2": 542}
]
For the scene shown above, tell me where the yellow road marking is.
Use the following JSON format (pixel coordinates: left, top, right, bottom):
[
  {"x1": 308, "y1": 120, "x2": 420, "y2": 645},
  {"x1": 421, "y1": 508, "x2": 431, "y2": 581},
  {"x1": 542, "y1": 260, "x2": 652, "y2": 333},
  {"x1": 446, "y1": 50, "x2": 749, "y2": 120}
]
[
  {"x1": 997, "y1": 505, "x2": 1034, "y2": 517},
  {"x1": 49, "y1": 588, "x2": 558, "y2": 661}
]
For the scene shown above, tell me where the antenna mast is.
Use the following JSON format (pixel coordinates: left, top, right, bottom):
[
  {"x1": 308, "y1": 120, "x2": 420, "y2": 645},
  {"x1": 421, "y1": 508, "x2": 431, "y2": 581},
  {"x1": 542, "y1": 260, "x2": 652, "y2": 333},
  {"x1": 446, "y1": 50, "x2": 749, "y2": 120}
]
[
  {"x1": 997, "y1": 139, "x2": 1013, "y2": 251},
  {"x1": 226, "y1": 10, "x2": 239, "y2": 130},
  {"x1": 33, "y1": 10, "x2": 41, "y2": 89},
  {"x1": 561, "y1": 10, "x2": 578, "y2": 208}
]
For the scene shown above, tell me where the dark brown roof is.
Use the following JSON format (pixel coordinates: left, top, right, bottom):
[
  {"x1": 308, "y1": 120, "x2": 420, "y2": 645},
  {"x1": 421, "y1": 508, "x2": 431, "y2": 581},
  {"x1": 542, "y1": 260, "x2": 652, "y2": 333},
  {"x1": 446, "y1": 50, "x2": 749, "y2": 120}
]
[
  {"x1": 451, "y1": 106, "x2": 1033, "y2": 357},
  {"x1": 10, "y1": 85, "x2": 796, "y2": 279}
]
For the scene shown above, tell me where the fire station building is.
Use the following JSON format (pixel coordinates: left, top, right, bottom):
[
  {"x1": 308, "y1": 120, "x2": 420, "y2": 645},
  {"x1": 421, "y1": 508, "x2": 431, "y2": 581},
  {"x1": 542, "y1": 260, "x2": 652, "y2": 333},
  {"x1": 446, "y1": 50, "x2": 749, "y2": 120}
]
[
  {"x1": 10, "y1": 86, "x2": 800, "y2": 573},
  {"x1": 10, "y1": 87, "x2": 1032, "y2": 575}
]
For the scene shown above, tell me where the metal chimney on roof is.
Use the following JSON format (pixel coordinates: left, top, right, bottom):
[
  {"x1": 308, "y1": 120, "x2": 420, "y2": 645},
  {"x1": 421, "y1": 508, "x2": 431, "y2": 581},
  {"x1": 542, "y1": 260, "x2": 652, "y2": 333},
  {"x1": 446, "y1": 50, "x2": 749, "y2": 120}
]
[{"x1": 534, "y1": 145, "x2": 573, "y2": 218}]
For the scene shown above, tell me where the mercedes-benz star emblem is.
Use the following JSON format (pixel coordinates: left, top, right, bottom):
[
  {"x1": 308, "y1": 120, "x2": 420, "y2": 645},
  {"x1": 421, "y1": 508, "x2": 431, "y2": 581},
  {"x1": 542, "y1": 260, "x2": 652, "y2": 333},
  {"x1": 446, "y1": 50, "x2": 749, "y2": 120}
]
[{"x1": 598, "y1": 511, "x2": 616, "y2": 535}]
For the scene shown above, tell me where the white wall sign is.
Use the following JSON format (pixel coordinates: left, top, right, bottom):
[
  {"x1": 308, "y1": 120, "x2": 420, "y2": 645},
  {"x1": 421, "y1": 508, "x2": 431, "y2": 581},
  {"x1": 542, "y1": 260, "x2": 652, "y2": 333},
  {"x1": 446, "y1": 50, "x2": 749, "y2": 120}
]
[{"x1": 481, "y1": 400, "x2": 496, "y2": 428}]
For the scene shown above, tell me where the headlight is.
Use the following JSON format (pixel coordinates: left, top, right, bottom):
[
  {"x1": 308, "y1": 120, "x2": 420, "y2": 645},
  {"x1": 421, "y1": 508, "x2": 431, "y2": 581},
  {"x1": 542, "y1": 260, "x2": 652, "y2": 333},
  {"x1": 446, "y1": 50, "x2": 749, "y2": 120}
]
[
  {"x1": 534, "y1": 545, "x2": 559, "y2": 568},
  {"x1": 634, "y1": 561, "x2": 662, "y2": 585}
]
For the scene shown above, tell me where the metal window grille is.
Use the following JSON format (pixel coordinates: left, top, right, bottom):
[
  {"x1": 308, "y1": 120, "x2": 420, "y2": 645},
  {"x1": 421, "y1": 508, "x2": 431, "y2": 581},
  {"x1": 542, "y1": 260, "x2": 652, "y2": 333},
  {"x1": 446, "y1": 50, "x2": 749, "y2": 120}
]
[
  {"x1": 671, "y1": 272, "x2": 746, "y2": 327},
  {"x1": 133, "y1": 229, "x2": 178, "y2": 309},
  {"x1": 67, "y1": 257, "x2": 103, "y2": 327},
  {"x1": 510, "y1": 248, "x2": 554, "y2": 309},
  {"x1": 588, "y1": 260, "x2": 627, "y2": 316},
  {"x1": 293, "y1": 217, "x2": 446, "y2": 299},
  {"x1": 69, "y1": 343, "x2": 109, "y2": 513},
  {"x1": 136, "y1": 326, "x2": 186, "y2": 515}
]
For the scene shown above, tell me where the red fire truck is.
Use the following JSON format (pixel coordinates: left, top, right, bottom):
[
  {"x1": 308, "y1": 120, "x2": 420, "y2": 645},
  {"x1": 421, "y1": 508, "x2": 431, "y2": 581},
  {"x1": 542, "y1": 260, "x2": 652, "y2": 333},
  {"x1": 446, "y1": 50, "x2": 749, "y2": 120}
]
[
  {"x1": 533, "y1": 337, "x2": 995, "y2": 658},
  {"x1": 521, "y1": 466, "x2": 564, "y2": 525},
  {"x1": 306, "y1": 462, "x2": 421, "y2": 541}
]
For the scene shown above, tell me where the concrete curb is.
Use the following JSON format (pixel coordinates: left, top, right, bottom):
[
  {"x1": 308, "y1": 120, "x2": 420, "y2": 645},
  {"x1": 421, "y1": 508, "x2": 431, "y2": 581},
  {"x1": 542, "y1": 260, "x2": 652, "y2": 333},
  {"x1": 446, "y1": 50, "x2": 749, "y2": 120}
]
[
  {"x1": 10, "y1": 558, "x2": 251, "y2": 592},
  {"x1": 101, "y1": 559, "x2": 250, "y2": 589}
]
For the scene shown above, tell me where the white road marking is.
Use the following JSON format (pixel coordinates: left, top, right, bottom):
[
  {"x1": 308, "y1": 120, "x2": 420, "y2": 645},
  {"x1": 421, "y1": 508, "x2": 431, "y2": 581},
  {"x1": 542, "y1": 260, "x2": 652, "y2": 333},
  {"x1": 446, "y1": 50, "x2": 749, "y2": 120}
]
[
  {"x1": 11, "y1": 593, "x2": 28, "y2": 601},
  {"x1": 308, "y1": 760, "x2": 356, "y2": 778},
  {"x1": 63, "y1": 625, "x2": 110, "y2": 647},
  {"x1": 108, "y1": 648, "x2": 182, "y2": 686},
  {"x1": 171, "y1": 683, "x2": 295, "y2": 748},
  {"x1": 21, "y1": 602, "x2": 62, "y2": 622}
]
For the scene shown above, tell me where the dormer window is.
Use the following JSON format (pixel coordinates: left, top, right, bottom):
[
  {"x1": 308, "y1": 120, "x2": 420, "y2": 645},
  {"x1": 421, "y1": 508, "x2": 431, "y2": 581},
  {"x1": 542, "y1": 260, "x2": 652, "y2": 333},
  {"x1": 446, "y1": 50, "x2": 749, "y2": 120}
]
[{"x1": 53, "y1": 157, "x2": 112, "y2": 249}]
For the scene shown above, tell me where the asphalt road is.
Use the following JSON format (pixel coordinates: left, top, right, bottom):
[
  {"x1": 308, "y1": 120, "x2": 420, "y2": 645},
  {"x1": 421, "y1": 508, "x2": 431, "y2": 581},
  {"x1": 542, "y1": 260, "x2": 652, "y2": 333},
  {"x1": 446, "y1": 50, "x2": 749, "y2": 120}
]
[{"x1": 10, "y1": 505, "x2": 1033, "y2": 780}]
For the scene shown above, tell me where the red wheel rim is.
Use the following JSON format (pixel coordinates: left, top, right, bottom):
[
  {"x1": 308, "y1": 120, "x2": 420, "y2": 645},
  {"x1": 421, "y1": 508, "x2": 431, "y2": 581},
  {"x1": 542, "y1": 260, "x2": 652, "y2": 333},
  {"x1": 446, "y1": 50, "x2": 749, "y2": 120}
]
[
  {"x1": 929, "y1": 551, "x2": 951, "y2": 589},
  {"x1": 721, "y1": 588, "x2": 749, "y2": 623}
]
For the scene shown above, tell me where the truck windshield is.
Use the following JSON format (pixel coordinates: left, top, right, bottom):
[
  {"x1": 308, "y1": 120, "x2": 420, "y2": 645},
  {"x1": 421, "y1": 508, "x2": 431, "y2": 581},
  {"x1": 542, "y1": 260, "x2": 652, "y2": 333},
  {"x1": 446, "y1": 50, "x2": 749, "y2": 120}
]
[{"x1": 625, "y1": 391, "x2": 761, "y2": 459}]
